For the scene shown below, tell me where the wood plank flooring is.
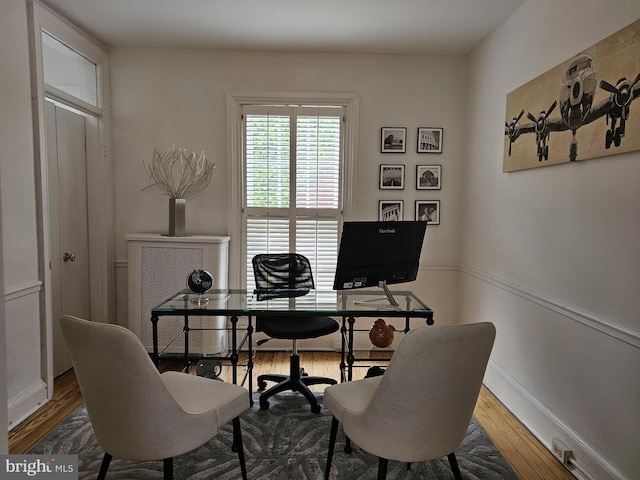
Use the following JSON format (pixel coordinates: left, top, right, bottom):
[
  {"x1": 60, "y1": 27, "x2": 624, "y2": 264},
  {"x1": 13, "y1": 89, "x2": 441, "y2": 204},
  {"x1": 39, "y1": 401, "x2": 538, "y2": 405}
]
[{"x1": 8, "y1": 351, "x2": 575, "y2": 480}]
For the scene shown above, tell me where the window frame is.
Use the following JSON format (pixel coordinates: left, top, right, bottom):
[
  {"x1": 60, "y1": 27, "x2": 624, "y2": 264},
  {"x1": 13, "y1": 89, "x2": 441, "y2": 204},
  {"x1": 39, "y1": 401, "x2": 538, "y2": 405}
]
[{"x1": 226, "y1": 92, "x2": 360, "y2": 288}]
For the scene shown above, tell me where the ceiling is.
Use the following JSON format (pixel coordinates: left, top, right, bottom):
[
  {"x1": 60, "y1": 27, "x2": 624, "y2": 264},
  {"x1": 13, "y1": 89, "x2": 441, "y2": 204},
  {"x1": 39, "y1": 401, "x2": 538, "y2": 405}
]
[{"x1": 41, "y1": 0, "x2": 525, "y2": 55}]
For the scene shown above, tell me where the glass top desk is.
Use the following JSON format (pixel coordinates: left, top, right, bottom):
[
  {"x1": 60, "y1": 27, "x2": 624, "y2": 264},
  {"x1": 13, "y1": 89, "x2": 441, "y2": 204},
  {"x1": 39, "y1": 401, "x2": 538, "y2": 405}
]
[{"x1": 150, "y1": 289, "x2": 434, "y2": 398}]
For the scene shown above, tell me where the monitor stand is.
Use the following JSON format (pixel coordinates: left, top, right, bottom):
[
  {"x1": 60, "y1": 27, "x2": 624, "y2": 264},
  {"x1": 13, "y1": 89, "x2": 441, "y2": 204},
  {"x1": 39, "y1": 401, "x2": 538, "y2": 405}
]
[{"x1": 353, "y1": 281, "x2": 400, "y2": 308}]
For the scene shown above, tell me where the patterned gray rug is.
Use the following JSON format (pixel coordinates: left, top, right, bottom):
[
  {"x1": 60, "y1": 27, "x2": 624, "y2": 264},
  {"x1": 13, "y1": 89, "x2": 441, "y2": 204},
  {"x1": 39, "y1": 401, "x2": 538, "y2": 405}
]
[{"x1": 31, "y1": 393, "x2": 519, "y2": 479}]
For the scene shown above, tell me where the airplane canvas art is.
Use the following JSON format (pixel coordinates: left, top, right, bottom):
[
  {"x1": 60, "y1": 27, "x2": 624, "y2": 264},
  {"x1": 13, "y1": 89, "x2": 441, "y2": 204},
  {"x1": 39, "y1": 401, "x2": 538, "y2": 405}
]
[{"x1": 504, "y1": 18, "x2": 640, "y2": 172}]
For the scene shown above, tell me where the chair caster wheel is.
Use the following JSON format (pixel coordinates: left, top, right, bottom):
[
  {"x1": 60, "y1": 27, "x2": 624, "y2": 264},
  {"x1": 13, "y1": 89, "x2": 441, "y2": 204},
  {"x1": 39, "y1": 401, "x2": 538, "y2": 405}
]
[
  {"x1": 258, "y1": 380, "x2": 267, "y2": 391},
  {"x1": 259, "y1": 399, "x2": 270, "y2": 410},
  {"x1": 311, "y1": 404, "x2": 321, "y2": 414}
]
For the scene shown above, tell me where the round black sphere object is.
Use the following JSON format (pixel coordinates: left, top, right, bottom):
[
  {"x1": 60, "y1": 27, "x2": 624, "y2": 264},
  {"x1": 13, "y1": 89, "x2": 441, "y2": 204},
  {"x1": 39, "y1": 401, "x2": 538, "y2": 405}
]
[{"x1": 186, "y1": 269, "x2": 213, "y2": 294}]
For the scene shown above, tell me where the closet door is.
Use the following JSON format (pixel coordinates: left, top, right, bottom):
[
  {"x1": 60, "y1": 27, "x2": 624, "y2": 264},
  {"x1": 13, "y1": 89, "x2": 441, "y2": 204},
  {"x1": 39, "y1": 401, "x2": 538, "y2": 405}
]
[{"x1": 46, "y1": 101, "x2": 91, "y2": 376}]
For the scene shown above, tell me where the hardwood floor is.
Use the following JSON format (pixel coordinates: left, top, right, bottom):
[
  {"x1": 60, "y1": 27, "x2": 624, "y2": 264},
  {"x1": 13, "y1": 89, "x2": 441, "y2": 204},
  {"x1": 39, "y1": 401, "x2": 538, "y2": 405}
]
[
  {"x1": 8, "y1": 367, "x2": 83, "y2": 455},
  {"x1": 8, "y1": 351, "x2": 575, "y2": 480}
]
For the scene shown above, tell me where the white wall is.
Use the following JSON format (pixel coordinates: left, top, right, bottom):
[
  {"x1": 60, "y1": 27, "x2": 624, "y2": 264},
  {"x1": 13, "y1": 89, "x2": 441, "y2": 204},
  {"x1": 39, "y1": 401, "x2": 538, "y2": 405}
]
[
  {"x1": 1, "y1": 0, "x2": 49, "y2": 433},
  {"x1": 0, "y1": 194, "x2": 6, "y2": 453},
  {"x1": 0, "y1": 85, "x2": 8, "y2": 453},
  {"x1": 463, "y1": 2, "x2": 640, "y2": 479},
  {"x1": 109, "y1": 48, "x2": 468, "y2": 328}
]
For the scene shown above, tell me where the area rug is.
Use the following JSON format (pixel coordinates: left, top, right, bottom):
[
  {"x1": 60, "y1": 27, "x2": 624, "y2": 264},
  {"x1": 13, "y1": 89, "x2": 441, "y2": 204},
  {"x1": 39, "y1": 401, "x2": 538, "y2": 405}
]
[{"x1": 30, "y1": 393, "x2": 519, "y2": 479}]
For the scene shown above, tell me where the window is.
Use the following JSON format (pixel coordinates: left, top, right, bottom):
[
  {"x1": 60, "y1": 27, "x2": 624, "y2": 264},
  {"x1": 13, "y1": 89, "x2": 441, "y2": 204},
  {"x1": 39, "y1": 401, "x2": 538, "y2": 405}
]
[
  {"x1": 42, "y1": 32, "x2": 98, "y2": 108},
  {"x1": 242, "y1": 105, "x2": 344, "y2": 294}
]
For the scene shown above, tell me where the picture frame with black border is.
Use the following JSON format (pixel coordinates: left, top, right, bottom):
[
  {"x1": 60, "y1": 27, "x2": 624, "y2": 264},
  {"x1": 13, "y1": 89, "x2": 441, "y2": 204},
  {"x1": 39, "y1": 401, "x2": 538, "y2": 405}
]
[
  {"x1": 416, "y1": 165, "x2": 442, "y2": 190},
  {"x1": 379, "y1": 200, "x2": 404, "y2": 221},
  {"x1": 381, "y1": 127, "x2": 407, "y2": 153},
  {"x1": 417, "y1": 127, "x2": 443, "y2": 153},
  {"x1": 415, "y1": 200, "x2": 440, "y2": 225},
  {"x1": 379, "y1": 164, "x2": 405, "y2": 190}
]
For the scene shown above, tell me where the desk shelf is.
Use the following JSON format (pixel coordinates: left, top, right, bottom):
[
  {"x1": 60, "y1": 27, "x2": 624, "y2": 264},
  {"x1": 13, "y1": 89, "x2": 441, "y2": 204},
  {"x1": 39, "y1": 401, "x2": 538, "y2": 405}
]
[
  {"x1": 150, "y1": 309, "x2": 255, "y2": 401},
  {"x1": 339, "y1": 315, "x2": 434, "y2": 382}
]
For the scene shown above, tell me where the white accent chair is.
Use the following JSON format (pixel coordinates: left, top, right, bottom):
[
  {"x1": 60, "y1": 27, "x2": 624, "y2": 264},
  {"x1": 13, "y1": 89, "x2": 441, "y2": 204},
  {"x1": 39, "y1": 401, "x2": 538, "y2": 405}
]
[
  {"x1": 60, "y1": 315, "x2": 250, "y2": 480},
  {"x1": 324, "y1": 322, "x2": 496, "y2": 480}
]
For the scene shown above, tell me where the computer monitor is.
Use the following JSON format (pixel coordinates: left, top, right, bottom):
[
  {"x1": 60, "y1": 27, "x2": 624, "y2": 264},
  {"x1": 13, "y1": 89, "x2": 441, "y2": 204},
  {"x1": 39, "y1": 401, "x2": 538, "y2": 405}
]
[{"x1": 332, "y1": 221, "x2": 427, "y2": 307}]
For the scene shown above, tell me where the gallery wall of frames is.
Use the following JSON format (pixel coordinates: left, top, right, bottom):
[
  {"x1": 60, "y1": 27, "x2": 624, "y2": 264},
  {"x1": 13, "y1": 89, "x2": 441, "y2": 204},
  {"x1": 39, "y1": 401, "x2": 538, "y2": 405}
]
[{"x1": 378, "y1": 126, "x2": 443, "y2": 225}]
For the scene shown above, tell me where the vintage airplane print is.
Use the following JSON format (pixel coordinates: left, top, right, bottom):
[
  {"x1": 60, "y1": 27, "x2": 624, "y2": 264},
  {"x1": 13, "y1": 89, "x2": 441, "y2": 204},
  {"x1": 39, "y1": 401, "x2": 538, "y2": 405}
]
[{"x1": 504, "y1": 18, "x2": 640, "y2": 172}]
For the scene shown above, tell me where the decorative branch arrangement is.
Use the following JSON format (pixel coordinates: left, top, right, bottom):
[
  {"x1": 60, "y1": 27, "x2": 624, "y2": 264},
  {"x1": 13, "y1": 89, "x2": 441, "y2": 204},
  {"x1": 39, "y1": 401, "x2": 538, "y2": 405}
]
[{"x1": 143, "y1": 146, "x2": 215, "y2": 199}]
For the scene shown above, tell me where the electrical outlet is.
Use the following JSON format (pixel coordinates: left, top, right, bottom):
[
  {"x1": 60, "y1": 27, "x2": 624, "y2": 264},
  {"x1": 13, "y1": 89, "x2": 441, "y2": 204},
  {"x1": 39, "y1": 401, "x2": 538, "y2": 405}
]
[{"x1": 552, "y1": 437, "x2": 572, "y2": 465}]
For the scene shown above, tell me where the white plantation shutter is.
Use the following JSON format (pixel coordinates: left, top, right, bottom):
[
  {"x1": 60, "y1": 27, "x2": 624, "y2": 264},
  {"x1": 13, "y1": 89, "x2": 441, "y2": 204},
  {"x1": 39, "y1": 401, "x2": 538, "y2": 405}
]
[
  {"x1": 245, "y1": 113, "x2": 290, "y2": 208},
  {"x1": 296, "y1": 115, "x2": 341, "y2": 209},
  {"x1": 296, "y1": 218, "x2": 338, "y2": 298},
  {"x1": 245, "y1": 216, "x2": 289, "y2": 292},
  {"x1": 243, "y1": 105, "x2": 343, "y2": 291}
]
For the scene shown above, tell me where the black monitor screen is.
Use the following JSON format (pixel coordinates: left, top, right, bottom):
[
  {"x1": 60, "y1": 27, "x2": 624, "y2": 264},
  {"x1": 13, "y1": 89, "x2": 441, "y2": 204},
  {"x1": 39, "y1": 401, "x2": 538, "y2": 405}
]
[{"x1": 333, "y1": 221, "x2": 427, "y2": 293}]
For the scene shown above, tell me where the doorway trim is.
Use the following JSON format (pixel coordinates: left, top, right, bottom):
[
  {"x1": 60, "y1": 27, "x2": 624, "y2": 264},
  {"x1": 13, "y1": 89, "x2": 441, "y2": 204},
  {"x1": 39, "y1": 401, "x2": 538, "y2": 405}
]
[{"x1": 28, "y1": 1, "x2": 114, "y2": 394}]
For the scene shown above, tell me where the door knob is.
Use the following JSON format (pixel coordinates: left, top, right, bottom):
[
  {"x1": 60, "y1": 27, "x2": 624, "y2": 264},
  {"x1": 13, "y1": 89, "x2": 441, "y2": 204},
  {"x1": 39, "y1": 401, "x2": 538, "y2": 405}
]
[{"x1": 63, "y1": 252, "x2": 76, "y2": 262}]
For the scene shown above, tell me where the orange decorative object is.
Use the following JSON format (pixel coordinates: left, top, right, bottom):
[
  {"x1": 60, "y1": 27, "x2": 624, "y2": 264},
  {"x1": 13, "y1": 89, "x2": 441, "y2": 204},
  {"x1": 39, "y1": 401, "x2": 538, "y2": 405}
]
[{"x1": 369, "y1": 319, "x2": 395, "y2": 348}]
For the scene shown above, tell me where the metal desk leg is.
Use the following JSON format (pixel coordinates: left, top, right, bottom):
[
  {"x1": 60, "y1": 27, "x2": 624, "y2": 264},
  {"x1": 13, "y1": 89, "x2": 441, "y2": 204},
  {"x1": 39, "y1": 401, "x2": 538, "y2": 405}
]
[
  {"x1": 247, "y1": 316, "x2": 254, "y2": 406},
  {"x1": 347, "y1": 316, "x2": 356, "y2": 382},
  {"x1": 151, "y1": 315, "x2": 159, "y2": 366},
  {"x1": 183, "y1": 315, "x2": 190, "y2": 372},
  {"x1": 230, "y1": 315, "x2": 239, "y2": 385},
  {"x1": 339, "y1": 317, "x2": 347, "y2": 383}
]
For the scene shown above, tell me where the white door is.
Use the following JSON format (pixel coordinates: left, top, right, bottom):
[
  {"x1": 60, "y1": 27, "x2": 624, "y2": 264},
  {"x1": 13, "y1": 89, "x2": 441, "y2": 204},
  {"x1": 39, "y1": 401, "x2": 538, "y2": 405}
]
[{"x1": 45, "y1": 101, "x2": 92, "y2": 377}]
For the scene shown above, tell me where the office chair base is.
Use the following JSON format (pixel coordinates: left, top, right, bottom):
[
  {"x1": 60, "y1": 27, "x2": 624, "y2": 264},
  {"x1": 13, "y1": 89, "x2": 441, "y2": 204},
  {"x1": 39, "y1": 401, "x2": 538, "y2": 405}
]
[{"x1": 257, "y1": 353, "x2": 336, "y2": 413}]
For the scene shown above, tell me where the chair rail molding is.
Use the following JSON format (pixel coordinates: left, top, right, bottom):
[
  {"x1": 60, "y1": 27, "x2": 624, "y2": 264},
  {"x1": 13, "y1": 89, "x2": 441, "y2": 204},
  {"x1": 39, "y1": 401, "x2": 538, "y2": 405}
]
[
  {"x1": 4, "y1": 280, "x2": 42, "y2": 302},
  {"x1": 460, "y1": 264, "x2": 639, "y2": 349}
]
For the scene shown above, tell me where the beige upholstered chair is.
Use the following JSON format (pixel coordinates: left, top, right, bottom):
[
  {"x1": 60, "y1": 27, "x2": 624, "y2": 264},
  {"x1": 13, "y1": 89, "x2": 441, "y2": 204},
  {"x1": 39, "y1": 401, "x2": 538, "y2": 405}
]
[
  {"x1": 60, "y1": 315, "x2": 251, "y2": 480},
  {"x1": 324, "y1": 322, "x2": 496, "y2": 480}
]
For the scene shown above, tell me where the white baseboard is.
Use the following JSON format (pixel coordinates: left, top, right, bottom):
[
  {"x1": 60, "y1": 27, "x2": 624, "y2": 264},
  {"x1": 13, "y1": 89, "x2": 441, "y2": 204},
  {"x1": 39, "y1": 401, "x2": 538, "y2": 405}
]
[
  {"x1": 484, "y1": 360, "x2": 628, "y2": 480},
  {"x1": 8, "y1": 380, "x2": 49, "y2": 431}
]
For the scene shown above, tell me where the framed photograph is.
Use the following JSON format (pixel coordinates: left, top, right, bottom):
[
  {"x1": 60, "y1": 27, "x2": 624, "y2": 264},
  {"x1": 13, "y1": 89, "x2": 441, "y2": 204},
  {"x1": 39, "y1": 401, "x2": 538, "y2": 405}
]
[
  {"x1": 416, "y1": 165, "x2": 442, "y2": 190},
  {"x1": 417, "y1": 127, "x2": 443, "y2": 153},
  {"x1": 415, "y1": 200, "x2": 440, "y2": 225},
  {"x1": 379, "y1": 164, "x2": 405, "y2": 189},
  {"x1": 379, "y1": 200, "x2": 404, "y2": 221},
  {"x1": 380, "y1": 127, "x2": 407, "y2": 153}
]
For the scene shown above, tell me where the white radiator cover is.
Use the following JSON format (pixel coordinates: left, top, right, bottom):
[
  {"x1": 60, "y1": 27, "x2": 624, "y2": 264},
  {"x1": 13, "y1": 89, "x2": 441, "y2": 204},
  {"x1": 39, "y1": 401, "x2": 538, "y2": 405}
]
[{"x1": 126, "y1": 234, "x2": 230, "y2": 355}]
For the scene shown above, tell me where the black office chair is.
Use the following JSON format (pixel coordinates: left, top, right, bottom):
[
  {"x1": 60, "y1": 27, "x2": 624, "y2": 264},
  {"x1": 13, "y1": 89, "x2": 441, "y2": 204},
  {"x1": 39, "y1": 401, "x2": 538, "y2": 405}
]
[{"x1": 252, "y1": 253, "x2": 339, "y2": 413}]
